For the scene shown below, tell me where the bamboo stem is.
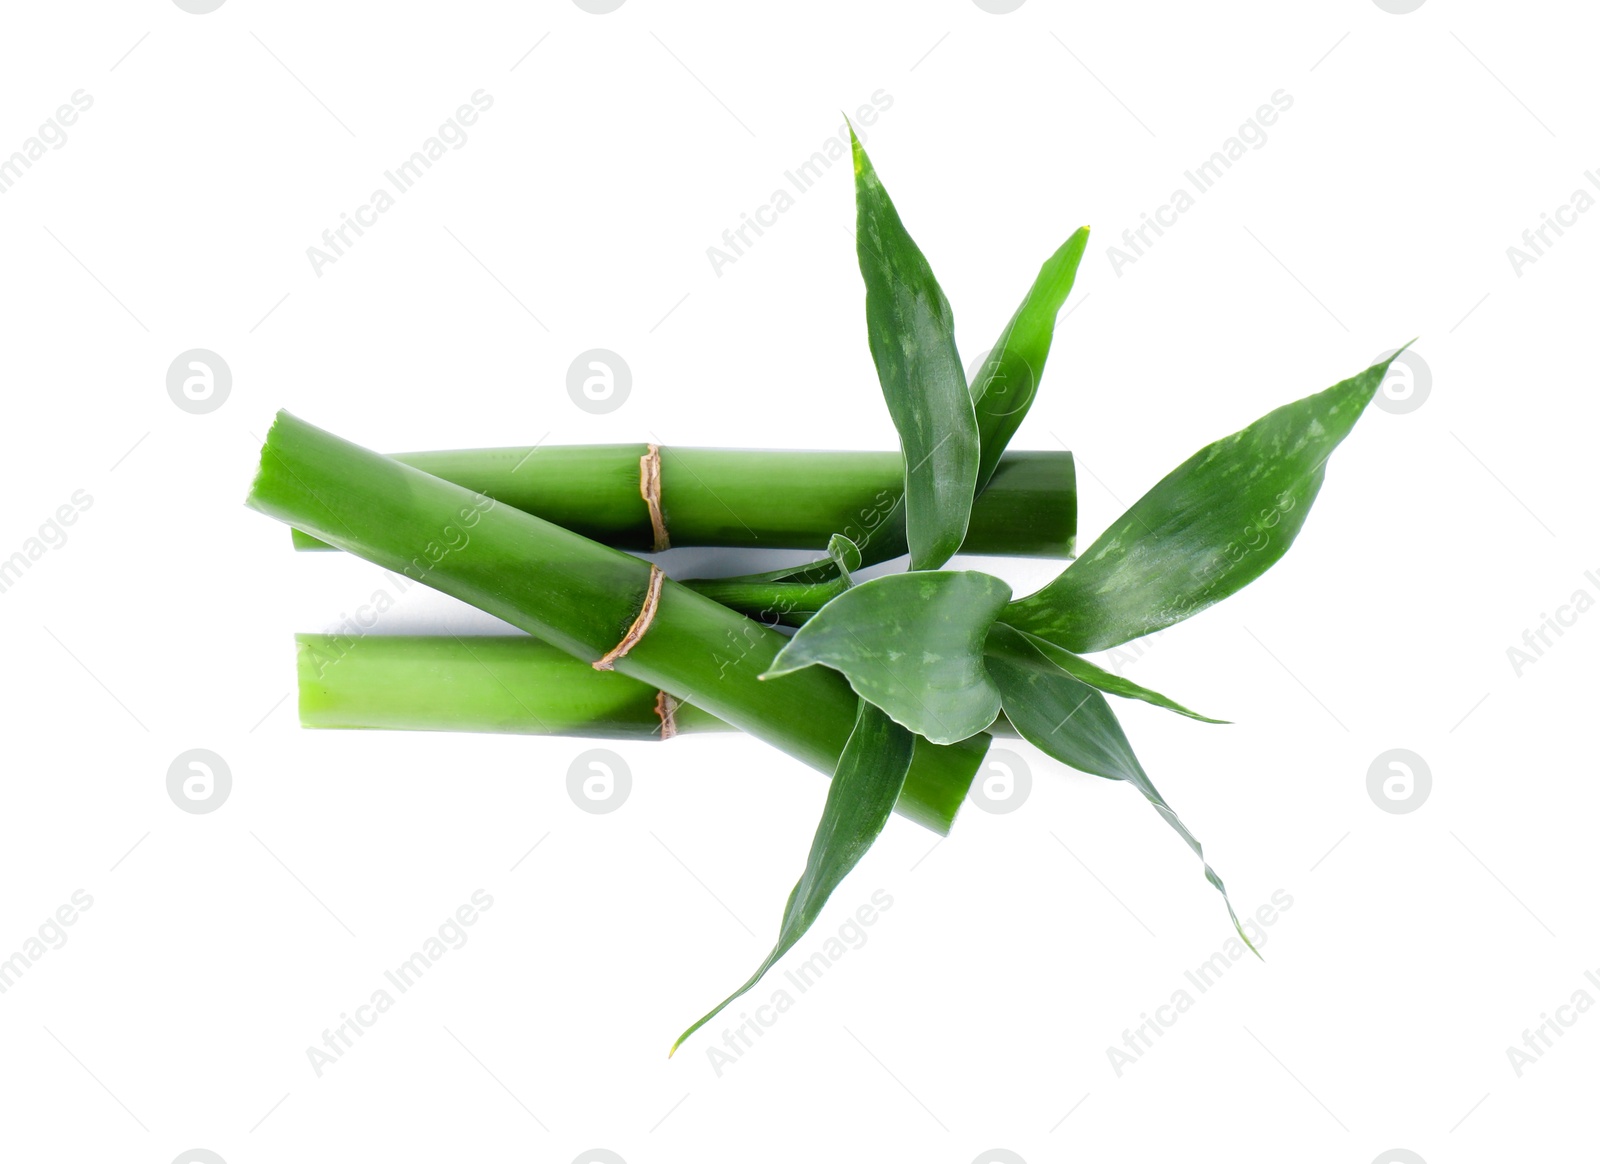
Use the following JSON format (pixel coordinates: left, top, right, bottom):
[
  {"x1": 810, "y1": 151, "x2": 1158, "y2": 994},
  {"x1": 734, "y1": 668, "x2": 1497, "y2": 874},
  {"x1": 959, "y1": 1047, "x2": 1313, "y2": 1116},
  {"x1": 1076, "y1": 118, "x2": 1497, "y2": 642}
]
[
  {"x1": 296, "y1": 634, "x2": 732, "y2": 739},
  {"x1": 251, "y1": 413, "x2": 986, "y2": 834},
  {"x1": 291, "y1": 445, "x2": 1075, "y2": 563},
  {"x1": 297, "y1": 633, "x2": 1021, "y2": 741}
]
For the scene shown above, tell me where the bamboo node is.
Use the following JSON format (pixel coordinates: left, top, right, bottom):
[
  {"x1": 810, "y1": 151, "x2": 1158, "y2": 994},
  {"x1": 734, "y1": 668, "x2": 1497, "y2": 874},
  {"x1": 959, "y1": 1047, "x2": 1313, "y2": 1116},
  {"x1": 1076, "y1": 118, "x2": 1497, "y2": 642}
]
[
  {"x1": 594, "y1": 564, "x2": 665, "y2": 671},
  {"x1": 640, "y1": 443, "x2": 670, "y2": 552}
]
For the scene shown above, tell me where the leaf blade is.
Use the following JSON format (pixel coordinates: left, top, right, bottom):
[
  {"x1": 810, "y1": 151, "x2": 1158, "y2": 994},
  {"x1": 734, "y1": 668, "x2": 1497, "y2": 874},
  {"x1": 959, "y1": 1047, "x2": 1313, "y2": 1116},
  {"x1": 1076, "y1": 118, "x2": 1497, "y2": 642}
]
[
  {"x1": 985, "y1": 623, "x2": 1256, "y2": 954},
  {"x1": 1011, "y1": 626, "x2": 1226, "y2": 724},
  {"x1": 852, "y1": 128, "x2": 979, "y2": 571},
  {"x1": 670, "y1": 699, "x2": 916, "y2": 1055},
  {"x1": 971, "y1": 227, "x2": 1090, "y2": 493},
  {"x1": 766, "y1": 571, "x2": 1011, "y2": 745},
  {"x1": 681, "y1": 534, "x2": 861, "y2": 623},
  {"x1": 1006, "y1": 352, "x2": 1401, "y2": 652}
]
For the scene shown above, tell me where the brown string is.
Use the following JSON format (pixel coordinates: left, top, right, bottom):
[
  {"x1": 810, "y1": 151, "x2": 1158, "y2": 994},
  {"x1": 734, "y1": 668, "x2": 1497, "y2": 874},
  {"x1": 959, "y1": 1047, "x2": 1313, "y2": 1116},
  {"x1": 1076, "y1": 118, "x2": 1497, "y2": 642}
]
[
  {"x1": 640, "y1": 443, "x2": 670, "y2": 552},
  {"x1": 593, "y1": 564, "x2": 665, "y2": 671},
  {"x1": 655, "y1": 690, "x2": 679, "y2": 741}
]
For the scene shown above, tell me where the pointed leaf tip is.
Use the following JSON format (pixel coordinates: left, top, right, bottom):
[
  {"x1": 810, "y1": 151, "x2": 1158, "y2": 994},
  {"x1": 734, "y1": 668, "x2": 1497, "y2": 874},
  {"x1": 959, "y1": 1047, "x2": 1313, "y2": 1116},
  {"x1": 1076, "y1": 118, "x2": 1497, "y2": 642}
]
[
  {"x1": 669, "y1": 701, "x2": 914, "y2": 1054},
  {"x1": 969, "y1": 227, "x2": 1091, "y2": 492},
  {"x1": 1001, "y1": 625, "x2": 1228, "y2": 723},
  {"x1": 852, "y1": 130, "x2": 978, "y2": 569},
  {"x1": 1006, "y1": 352, "x2": 1402, "y2": 653},
  {"x1": 985, "y1": 623, "x2": 1253, "y2": 953}
]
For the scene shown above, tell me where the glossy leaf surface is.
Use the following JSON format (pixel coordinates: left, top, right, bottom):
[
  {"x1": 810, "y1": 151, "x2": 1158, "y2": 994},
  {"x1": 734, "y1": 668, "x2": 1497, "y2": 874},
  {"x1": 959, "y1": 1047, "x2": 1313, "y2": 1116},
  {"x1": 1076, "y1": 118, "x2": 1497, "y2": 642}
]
[
  {"x1": 1007, "y1": 353, "x2": 1400, "y2": 652},
  {"x1": 767, "y1": 571, "x2": 1011, "y2": 744},
  {"x1": 852, "y1": 129, "x2": 979, "y2": 571},
  {"x1": 971, "y1": 227, "x2": 1090, "y2": 492}
]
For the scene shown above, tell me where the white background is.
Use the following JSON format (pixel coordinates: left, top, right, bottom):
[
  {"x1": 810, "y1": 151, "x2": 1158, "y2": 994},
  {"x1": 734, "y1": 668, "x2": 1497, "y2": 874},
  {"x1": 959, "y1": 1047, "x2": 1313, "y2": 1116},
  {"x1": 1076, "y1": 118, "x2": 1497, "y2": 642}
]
[{"x1": 1, "y1": 1, "x2": 1594, "y2": 1162}]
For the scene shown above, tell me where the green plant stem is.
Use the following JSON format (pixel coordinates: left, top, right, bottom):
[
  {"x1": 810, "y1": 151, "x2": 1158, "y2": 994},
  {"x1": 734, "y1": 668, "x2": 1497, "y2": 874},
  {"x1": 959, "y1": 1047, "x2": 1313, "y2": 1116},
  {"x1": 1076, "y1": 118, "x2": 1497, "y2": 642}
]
[
  {"x1": 291, "y1": 446, "x2": 1076, "y2": 564},
  {"x1": 296, "y1": 636, "x2": 1030, "y2": 745},
  {"x1": 251, "y1": 413, "x2": 986, "y2": 833},
  {"x1": 296, "y1": 633, "x2": 1024, "y2": 740},
  {"x1": 297, "y1": 634, "x2": 732, "y2": 739}
]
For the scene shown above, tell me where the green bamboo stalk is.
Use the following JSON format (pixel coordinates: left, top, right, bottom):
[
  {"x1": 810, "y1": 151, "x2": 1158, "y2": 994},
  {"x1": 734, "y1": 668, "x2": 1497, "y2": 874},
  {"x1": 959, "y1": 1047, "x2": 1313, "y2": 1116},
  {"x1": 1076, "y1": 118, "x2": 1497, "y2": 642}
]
[
  {"x1": 297, "y1": 633, "x2": 1020, "y2": 740},
  {"x1": 250, "y1": 412, "x2": 986, "y2": 833},
  {"x1": 297, "y1": 633, "x2": 733, "y2": 739},
  {"x1": 291, "y1": 446, "x2": 1075, "y2": 563}
]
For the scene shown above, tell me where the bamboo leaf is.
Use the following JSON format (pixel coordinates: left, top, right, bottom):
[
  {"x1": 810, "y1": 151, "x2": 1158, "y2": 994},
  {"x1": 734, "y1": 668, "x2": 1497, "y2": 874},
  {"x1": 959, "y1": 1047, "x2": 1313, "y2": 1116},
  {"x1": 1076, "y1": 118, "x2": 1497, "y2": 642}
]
[
  {"x1": 670, "y1": 699, "x2": 915, "y2": 1055},
  {"x1": 971, "y1": 228, "x2": 1090, "y2": 493},
  {"x1": 736, "y1": 531, "x2": 862, "y2": 586},
  {"x1": 1006, "y1": 352, "x2": 1403, "y2": 653},
  {"x1": 827, "y1": 532, "x2": 862, "y2": 573},
  {"x1": 682, "y1": 534, "x2": 860, "y2": 622},
  {"x1": 1006, "y1": 625, "x2": 1226, "y2": 724},
  {"x1": 852, "y1": 128, "x2": 979, "y2": 571},
  {"x1": 984, "y1": 623, "x2": 1256, "y2": 954},
  {"x1": 247, "y1": 412, "x2": 987, "y2": 836},
  {"x1": 765, "y1": 571, "x2": 1011, "y2": 745}
]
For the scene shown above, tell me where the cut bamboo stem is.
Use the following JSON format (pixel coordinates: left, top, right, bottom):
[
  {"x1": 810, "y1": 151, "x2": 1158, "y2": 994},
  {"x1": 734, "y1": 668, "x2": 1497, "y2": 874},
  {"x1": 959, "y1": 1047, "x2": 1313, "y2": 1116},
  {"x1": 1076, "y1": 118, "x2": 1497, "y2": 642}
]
[
  {"x1": 297, "y1": 633, "x2": 732, "y2": 739},
  {"x1": 250, "y1": 412, "x2": 986, "y2": 834},
  {"x1": 290, "y1": 445, "x2": 1076, "y2": 564},
  {"x1": 297, "y1": 632, "x2": 1021, "y2": 742}
]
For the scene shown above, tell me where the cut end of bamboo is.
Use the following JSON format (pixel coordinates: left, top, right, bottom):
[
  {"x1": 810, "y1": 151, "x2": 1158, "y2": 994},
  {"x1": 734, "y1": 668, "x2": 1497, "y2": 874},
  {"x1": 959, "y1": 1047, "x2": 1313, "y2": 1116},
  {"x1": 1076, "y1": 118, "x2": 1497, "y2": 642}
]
[{"x1": 245, "y1": 409, "x2": 292, "y2": 510}]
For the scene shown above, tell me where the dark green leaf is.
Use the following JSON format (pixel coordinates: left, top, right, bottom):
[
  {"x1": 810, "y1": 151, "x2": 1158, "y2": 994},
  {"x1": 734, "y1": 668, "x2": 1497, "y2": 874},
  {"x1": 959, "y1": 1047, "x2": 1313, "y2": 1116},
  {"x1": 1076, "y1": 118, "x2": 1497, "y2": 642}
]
[
  {"x1": 971, "y1": 227, "x2": 1090, "y2": 493},
  {"x1": 670, "y1": 699, "x2": 915, "y2": 1055},
  {"x1": 1006, "y1": 351, "x2": 1403, "y2": 653},
  {"x1": 1006, "y1": 625, "x2": 1226, "y2": 723},
  {"x1": 852, "y1": 128, "x2": 979, "y2": 571},
  {"x1": 984, "y1": 623, "x2": 1256, "y2": 954},
  {"x1": 765, "y1": 571, "x2": 1011, "y2": 744}
]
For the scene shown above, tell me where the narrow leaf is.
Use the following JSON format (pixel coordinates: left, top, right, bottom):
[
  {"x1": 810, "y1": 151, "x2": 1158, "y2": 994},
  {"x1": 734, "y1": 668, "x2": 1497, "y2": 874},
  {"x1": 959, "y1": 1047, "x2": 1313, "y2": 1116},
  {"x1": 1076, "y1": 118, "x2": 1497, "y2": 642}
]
[
  {"x1": 1006, "y1": 351, "x2": 1403, "y2": 653},
  {"x1": 734, "y1": 531, "x2": 861, "y2": 586},
  {"x1": 985, "y1": 623, "x2": 1256, "y2": 954},
  {"x1": 971, "y1": 227, "x2": 1090, "y2": 493},
  {"x1": 852, "y1": 127, "x2": 979, "y2": 570},
  {"x1": 766, "y1": 571, "x2": 1011, "y2": 745},
  {"x1": 1008, "y1": 625, "x2": 1226, "y2": 724},
  {"x1": 670, "y1": 700, "x2": 915, "y2": 1055},
  {"x1": 682, "y1": 534, "x2": 860, "y2": 623}
]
